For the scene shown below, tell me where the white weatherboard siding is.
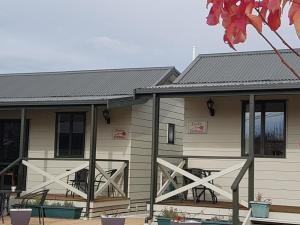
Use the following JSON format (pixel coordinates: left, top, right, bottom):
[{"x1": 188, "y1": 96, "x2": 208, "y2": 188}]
[
  {"x1": 184, "y1": 95, "x2": 300, "y2": 207},
  {"x1": 129, "y1": 98, "x2": 184, "y2": 212}
]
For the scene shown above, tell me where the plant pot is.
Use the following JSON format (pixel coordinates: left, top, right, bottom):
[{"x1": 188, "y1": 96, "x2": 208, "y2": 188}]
[
  {"x1": 10, "y1": 209, "x2": 32, "y2": 225},
  {"x1": 202, "y1": 221, "x2": 232, "y2": 225},
  {"x1": 171, "y1": 221, "x2": 201, "y2": 225},
  {"x1": 250, "y1": 201, "x2": 270, "y2": 218},
  {"x1": 101, "y1": 217, "x2": 125, "y2": 225},
  {"x1": 157, "y1": 217, "x2": 172, "y2": 225},
  {"x1": 29, "y1": 206, "x2": 83, "y2": 219}
]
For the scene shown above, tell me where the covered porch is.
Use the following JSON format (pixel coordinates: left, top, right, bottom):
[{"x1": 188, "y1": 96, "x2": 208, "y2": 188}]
[
  {"x1": 0, "y1": 102, "x2": 131, "y2": 218},
  {"x1": 136, "y1": 82, "x2": 300, "y2": 224}
]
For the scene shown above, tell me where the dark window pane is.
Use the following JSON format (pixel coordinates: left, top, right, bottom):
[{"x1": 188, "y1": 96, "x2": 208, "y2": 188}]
[
  {"x1": 56, "y1": 113, "x2": 85, "y2": 158},
  {"x1": 244, "y1": 104, "x2": 262, "y2": 155},
  {"x1": 264, "y1": 102, "x2": 285, "y2": 156},
  {"x1": 243, "y1": 101, "x2": 286, "y2": 158},
  {"x1": 168, "y1": 123, "x2": 175, "y2": 144}
]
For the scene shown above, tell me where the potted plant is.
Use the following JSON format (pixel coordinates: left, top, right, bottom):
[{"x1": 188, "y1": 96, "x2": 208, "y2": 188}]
[
  {"x1": 10, "y1": 209, "x2": 32, "y2": 225},
  {"x1": 157, "y1": 208, "x2": 180, "y2": 225},
  {"x1": 250, "y1": 192, "x2": 271, "y2": 218},
  {"x1": 171, "y1": 216, "x2": 201, "y2": 225},
  {"x1": 100, "y1": 213, "x2": 125, "y2": 225}
]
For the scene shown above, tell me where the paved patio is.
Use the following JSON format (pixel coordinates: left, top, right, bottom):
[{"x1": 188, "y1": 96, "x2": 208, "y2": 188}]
[{"x1": 2, "y1": 217, "x2": 145, "y2": 225}]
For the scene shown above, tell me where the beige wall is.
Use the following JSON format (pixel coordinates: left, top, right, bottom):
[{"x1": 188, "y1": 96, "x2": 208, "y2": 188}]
[
  {"x1": 184, "y1": 95, "x2": 300, "y2": 207},
  {"x1": 129, "y1": 98, "x2": 184, "y2": 211}
]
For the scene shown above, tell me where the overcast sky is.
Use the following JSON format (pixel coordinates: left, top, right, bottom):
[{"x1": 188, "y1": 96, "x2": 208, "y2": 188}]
[{"x1": 0, "y1": 0, "x2": 299, "y2": 73}]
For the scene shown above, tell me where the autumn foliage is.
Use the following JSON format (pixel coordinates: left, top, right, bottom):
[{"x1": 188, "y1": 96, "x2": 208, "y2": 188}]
[{"x1": 206, "y1": 0, "x2": 300, "y2": 49}]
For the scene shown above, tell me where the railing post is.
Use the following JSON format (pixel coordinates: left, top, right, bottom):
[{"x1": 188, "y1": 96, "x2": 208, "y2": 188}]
[
  {"x1": 123, "y1": 161, "x2": 129, "y2": 197},
  {"x1": 18, "y1": 108, "x2": 26, "y2": 190},
  {"x1": 86, "y1": 104, "x2": 98, "y2": 218},
  {"x1": 232, "y1": 187, "x2": 240, "y2": 225},
  {"x1": 146, "y1": 93, "x2": 160, "y2": 224},
  {"x1": 248, "y1": 95, "x2": 255, "y2": 204}
]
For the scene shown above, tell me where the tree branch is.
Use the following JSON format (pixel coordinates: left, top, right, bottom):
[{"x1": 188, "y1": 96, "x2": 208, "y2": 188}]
[
  {"x1": 257, "y1": 31, "x2": 300, "y2": 79},
  {"x1": 254, "y1": 8, "x2": 300, "y2": 59}
]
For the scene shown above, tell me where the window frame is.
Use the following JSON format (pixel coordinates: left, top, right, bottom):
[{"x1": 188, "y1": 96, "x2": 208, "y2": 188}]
[
  {"x1": 241, "y1": 100, "x2": 287, "y2": 158},
  {"x1": 167, "y1": 123, "x2": 175, "y2": 144},
  {"x1": 55, "y1": 112, "x2": 86, "y2": 158}
]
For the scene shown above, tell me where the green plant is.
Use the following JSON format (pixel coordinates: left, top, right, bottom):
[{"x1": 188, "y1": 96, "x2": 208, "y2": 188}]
[{"x1": 160, "y1": 207, "x2": 179, "y2": 219}]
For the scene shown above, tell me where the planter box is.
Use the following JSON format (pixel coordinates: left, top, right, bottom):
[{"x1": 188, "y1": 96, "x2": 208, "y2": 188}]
[
  {"x1": 101, "y1": 217, "x2": 125, "y2": 225},
  {"x1": 250, "y1": 201, "x2": 270, "y2": 218},
  {"x1": 202, "y1": 221, "x2": 232, "y2": 225},
  {"x1": 29, "y1": 206, "x2": 83, "y2": 219},
  {"x1": 157, "y1": 217, "x2": 172, "y2": 225},
  {"x1": 10, "y1": 209, "x2": 32, "y2": 225},
  {"x1": 171, "y1": 221, "x2": 201, "y2": 225}
]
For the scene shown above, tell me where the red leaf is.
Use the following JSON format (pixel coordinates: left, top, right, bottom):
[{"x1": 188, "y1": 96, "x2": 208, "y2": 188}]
[{"x1": 268, "y1": 9, "x2": 281, "y2": 30}]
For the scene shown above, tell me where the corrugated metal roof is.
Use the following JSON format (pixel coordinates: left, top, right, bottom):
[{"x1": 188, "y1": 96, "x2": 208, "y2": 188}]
[
  {"x1": 175, "y1": 49, "x2": 300, "y2": 84},
  {"x1": 0, "y1": 67, "x2": 178, "y2": 105},
  {"x1": 135, "y1": 80, "x2": 300, "y2": 95}
]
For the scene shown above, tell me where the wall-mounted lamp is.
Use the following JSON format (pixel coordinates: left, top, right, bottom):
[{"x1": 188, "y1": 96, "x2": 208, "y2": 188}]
[
  {"x1": 102, "y1": 109, "x2": 111, "y2": 124},
  {"x1": 206, "y1": 98, "x2": 215, "y2": 116}
]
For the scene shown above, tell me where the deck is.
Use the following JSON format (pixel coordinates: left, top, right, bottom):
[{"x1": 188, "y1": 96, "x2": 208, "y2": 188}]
[
  {"x1": 157, "y1": 199, "x2": 300, "y2": 214},
  {"x1": 45, "y1": 194, "x2": 128, "y2": 203}
]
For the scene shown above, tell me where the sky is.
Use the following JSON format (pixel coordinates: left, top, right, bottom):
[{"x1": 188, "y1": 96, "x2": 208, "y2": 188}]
[{"x1": 0, "y1": 0, "x2": 299, "y2": 73}]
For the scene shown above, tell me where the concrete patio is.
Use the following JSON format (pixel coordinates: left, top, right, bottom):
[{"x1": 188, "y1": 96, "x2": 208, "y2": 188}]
[{"x1": 2, "y1": 216, "x2": 144, "y2": 225}]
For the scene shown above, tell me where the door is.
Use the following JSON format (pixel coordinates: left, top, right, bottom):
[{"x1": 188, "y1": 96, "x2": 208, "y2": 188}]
[{"x1": 0, "y1": 119, "x2": 29, "y2": 189}]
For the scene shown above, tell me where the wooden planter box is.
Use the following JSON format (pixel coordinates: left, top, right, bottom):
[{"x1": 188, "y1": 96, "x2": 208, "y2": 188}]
[
  {"x1": 157, "y1": 217, "x2": 172, "y2": 225},
  {"x1": 30, "y1": 206, "x2": 83, "y2": 219}
]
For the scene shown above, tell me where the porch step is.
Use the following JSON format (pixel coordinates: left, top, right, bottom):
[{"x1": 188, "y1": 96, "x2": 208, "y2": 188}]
[{"x1": 251, "y1": 217, "x2": 300, "y2": 225}]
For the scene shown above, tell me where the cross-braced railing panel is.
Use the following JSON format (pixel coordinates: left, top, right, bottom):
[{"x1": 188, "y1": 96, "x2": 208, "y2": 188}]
[
  {"x1": 94, "y1": 162, "x2": 127, "y2": 197},
  {"x1": 22, "y1": 160, "x2": 89, "y2": 199},
  {"x1": 156, "y1": 158, "x2": 248, "y2": 208}
]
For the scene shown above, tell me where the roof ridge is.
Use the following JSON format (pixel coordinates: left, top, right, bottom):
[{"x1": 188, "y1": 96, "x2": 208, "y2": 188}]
[
  {"x1": 0, "y1": 66, "x2": 175, "y2": 78},
  {"x1": 194, "y1": 48, "x2": 300, "y2": 59}
]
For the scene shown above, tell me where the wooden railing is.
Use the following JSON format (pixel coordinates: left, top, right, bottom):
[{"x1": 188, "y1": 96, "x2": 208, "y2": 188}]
[
  {"x1": 155, "y1": 155, "x2": 252, "y2": 224},
  {"x1": 0, "y1": 157, "x2": 129, "y2": 199}
]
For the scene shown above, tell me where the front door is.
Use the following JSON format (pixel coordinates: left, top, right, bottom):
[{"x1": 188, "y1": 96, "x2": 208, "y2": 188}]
[{"x1": 0, "y1": 119, "x2": 29, "y2": 189}]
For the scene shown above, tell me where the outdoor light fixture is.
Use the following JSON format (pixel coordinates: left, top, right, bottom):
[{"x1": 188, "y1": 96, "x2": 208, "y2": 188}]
[
  {"x1": 207, "y1": 98, "x2": 215, "y2": 116},
  {"x1": 102, "y1": 109, "x2": 111, "y2": 124}
]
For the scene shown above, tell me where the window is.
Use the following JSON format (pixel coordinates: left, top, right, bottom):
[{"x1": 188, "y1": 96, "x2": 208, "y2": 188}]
[
  {"x1": 167, "y1": 123, "x2": 175, "y2": 144},
  {"x1": 242, "y1": 101, "x2": 286, "y2": 157},
  {"x1": 55, "y1": 112, "x2": 86, "y2": 158}
]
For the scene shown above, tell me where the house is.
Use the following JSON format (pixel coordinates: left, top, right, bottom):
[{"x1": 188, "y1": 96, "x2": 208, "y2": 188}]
[
  {"x1": 135, "y1": 49, "x2": 300, "y2": 224},
  {"x1": 0, "y1": 67, "x2": 184, "y2": 218}
]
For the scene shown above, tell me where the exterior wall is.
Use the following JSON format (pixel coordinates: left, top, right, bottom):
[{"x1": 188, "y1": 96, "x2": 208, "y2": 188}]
[
  {"x1": 184, "y1": 95, "x2": 300, "y2": 207},
  {"x1": 129, "y1": 98, "x2": 184, "y2": 212}
]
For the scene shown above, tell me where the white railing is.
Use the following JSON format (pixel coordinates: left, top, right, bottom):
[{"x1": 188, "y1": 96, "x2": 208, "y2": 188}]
[
  {"x1": 21, "y1": 158, "x2": 128, "y2": 200},
  {"x1": 156, "y1": 157, "x2": 248, "y2": 208}
]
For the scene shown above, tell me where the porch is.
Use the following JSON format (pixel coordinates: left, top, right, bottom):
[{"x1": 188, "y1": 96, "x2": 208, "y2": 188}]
[{"x1": 0, "y1": 104, "x2": 131, "y2": 218}]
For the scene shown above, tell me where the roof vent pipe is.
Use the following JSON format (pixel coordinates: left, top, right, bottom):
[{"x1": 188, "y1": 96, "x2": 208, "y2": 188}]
[{"x1": 192, "y1": 46, "x2": 197, "y2": 60}]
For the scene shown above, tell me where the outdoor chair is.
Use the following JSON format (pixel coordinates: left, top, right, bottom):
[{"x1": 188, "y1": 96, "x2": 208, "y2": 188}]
[
  {"x1": 66, "y1": 168, "x2": 89, "y2": 197},
  {"x1": 183, "y1": 168, "x2": 217, "y2": 204},
  {"x1": 12, "y1": 189, "x2": 49, "y2": 225},
  {"x1": 0, "y1": 193, "x2": 5, "y2": 223},
  {"x1": 95, "y1": 169, "x2": 117, "y2": 197}
]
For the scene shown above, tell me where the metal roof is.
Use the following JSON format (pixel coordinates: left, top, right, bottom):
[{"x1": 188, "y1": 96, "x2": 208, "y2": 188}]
[
  {"x1": 0, "y1": 67, "x2": 179, "y2": 106},
  {"x1": 175, "y1": 49, "x2": 300, "y2": 84},
  {"x1": 135, "y1": 49, "x2": 300, "y2": 96},
  {"x1": 135, "y1": 80, "x2": 300, "y2": 95}
]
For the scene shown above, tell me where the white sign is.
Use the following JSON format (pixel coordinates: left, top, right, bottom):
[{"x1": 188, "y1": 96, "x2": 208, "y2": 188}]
[{"x1": 188, "y1": 121, "x2": 208, "y2": 134}]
